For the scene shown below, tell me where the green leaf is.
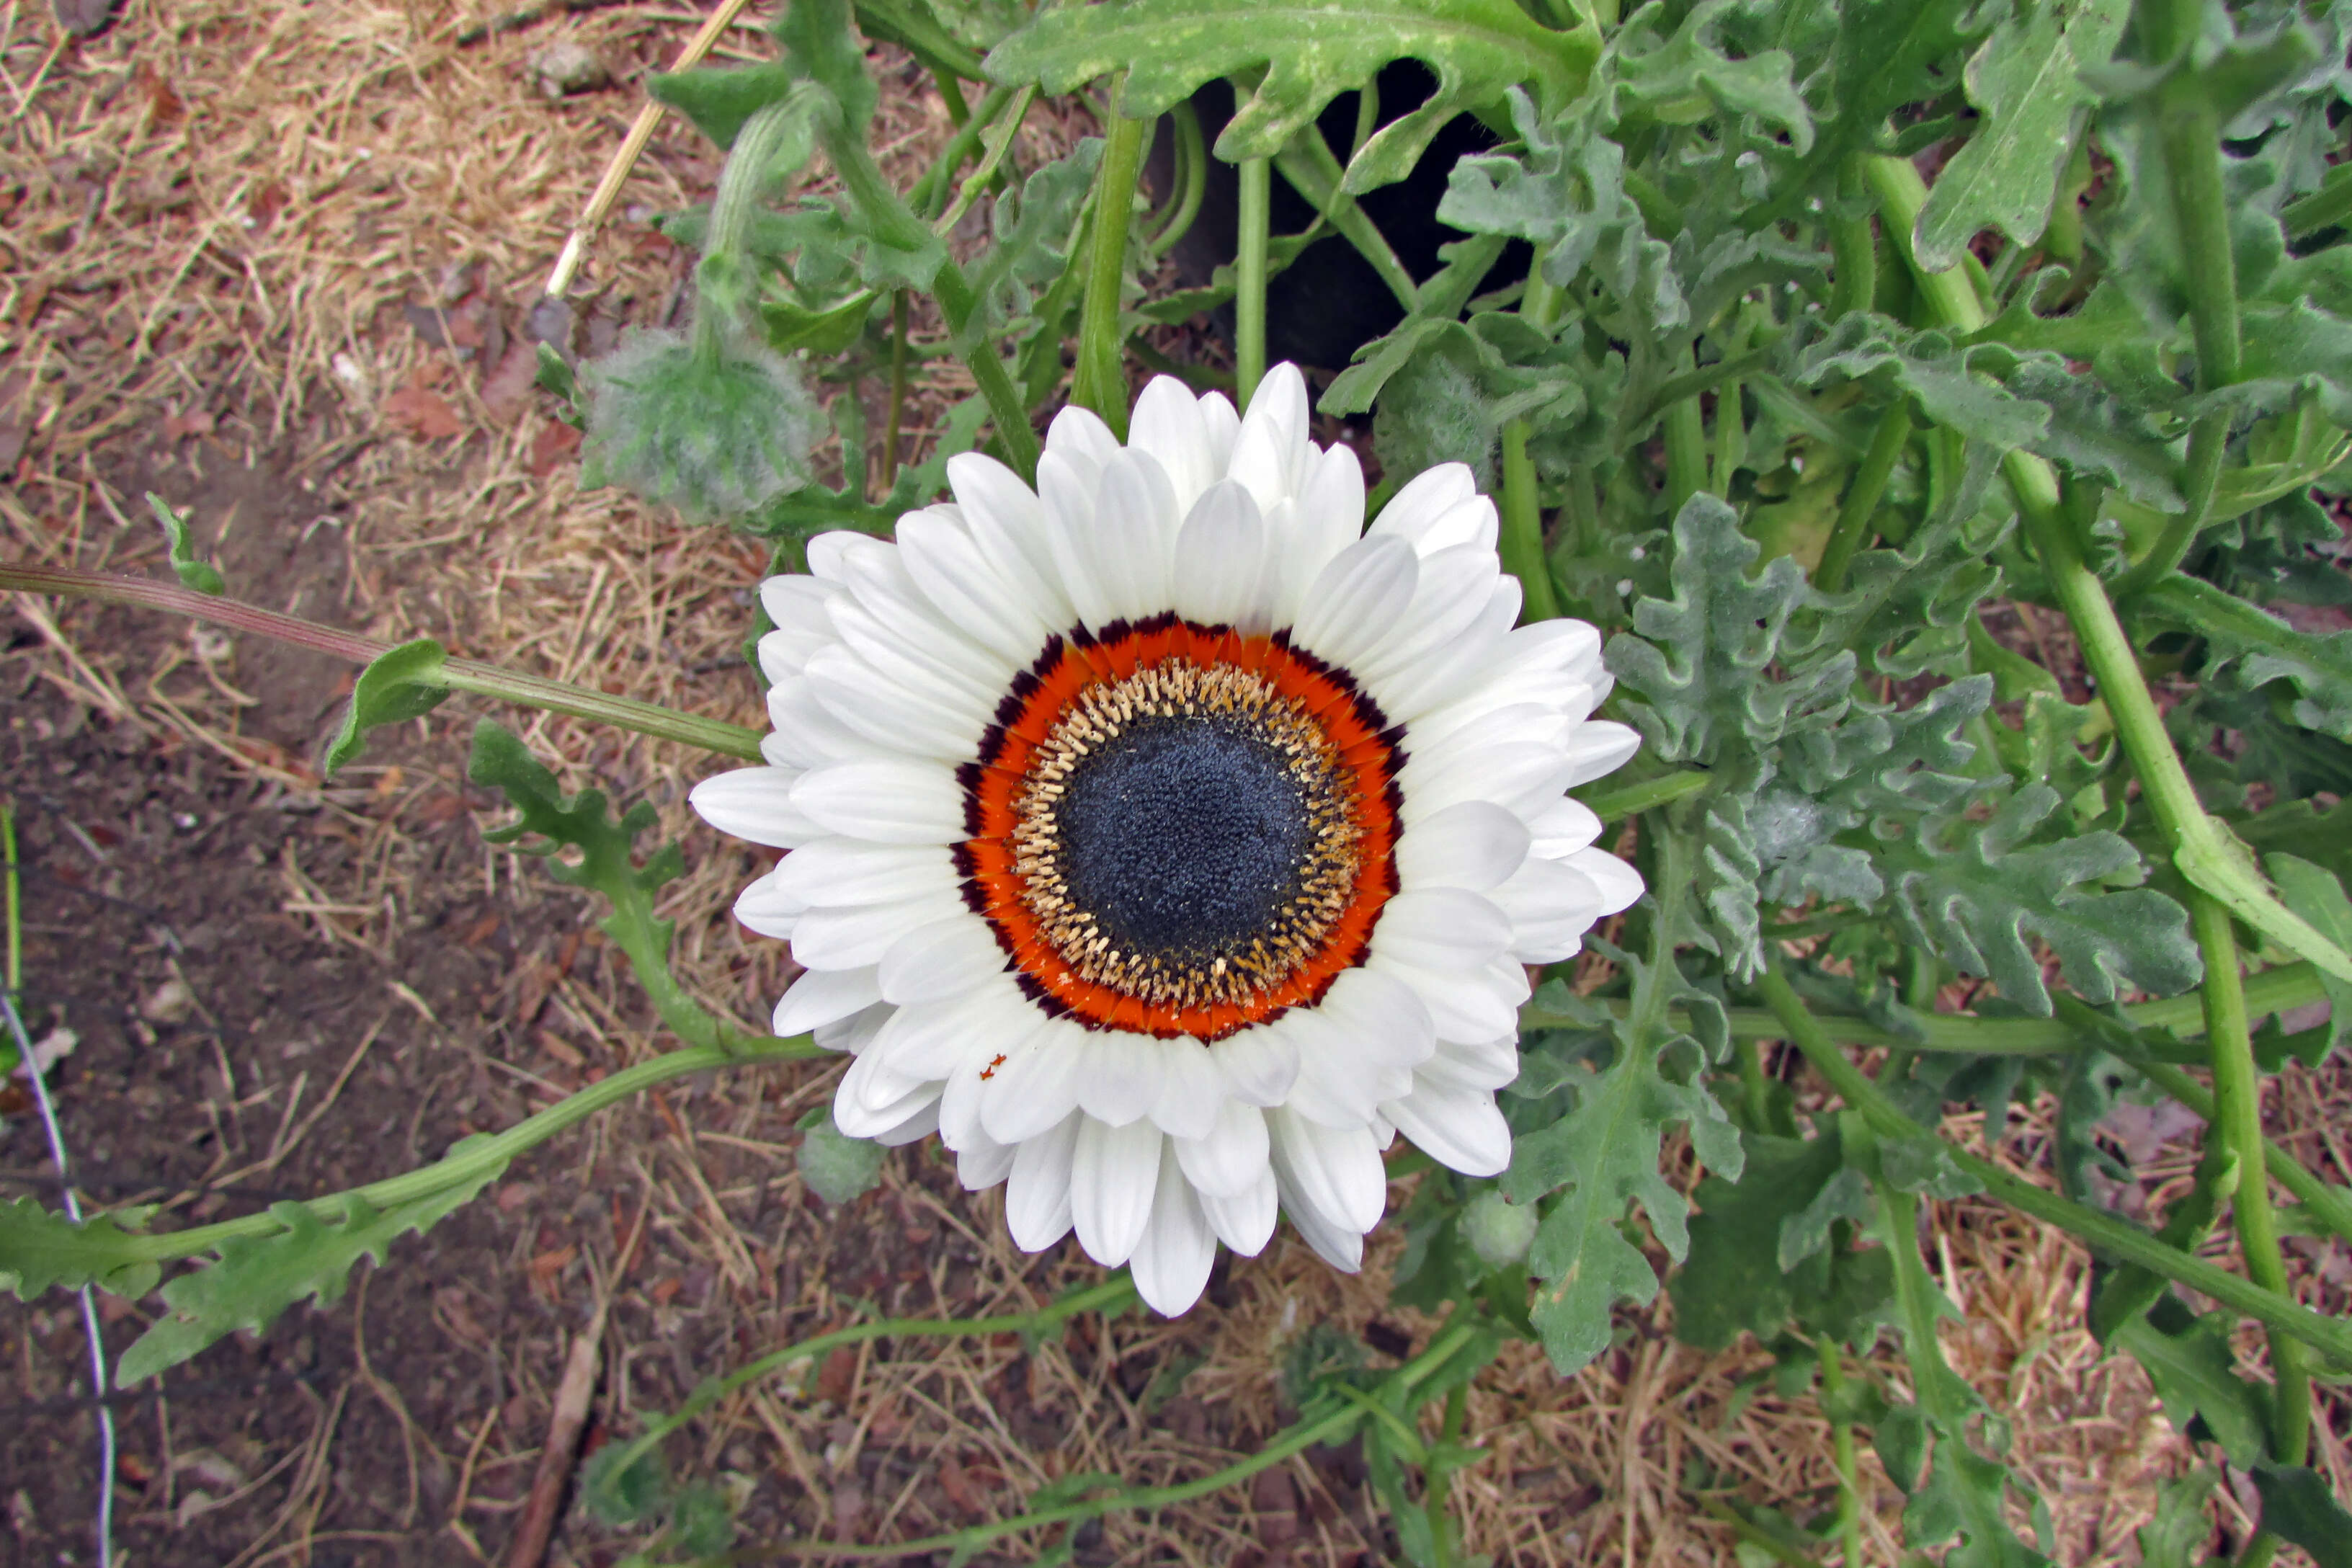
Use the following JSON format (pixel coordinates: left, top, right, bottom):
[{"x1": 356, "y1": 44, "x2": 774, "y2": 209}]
[
  {"x1": 323, "y1": 638, "x2": 450, "y2": 778},
  {"x1": 583, "y1": 1440, "x2": 673, "y2": 1525},
  {"x1": 1881, "y1": 786, "x2": 2200, "y2": 1014},
  {"x1": 1787, "y1": 313, "x2": 2050, "y2": 451},
  {"x1": 984, "y1": 0, "x2": 1596, "y2": 194},
  {"x1": 2108, "y1": 1294, "x2": 2269, "y2": 1469},
  {"x1": 2251, "y1": 1463, "x2": 2352, "y2": 1568},
  {"x1": 1371, "y1": 315, "x2": 1592, "y2": 491},
  {"x1": 1608, "y1": 0, "x2": 1812, "y2": 150},
  {"x1": 647, "y1": 63, "x2": 804, "y2": 150},
  {"x1": 956, "y1": 137, "x2": 1104, "y2": 351},
  {"x1": 2149, "y1": 575, "x2": 2352, "y2": 741},
  {"x1": 2134, "y1": 1468, "x2": 2218, "y2": 1568},
  {"x1": 1912, "y1": 0, "x2": 2129, "y2": 272},
  {"x1": 149, "y1": 493, "x2": 225, "y2": 596},
  {"x1": 1675, "y1": 1127, "x2": 1891, "y2": 1350},
  {"x1": 118, "y1": 1145, "x2": 505, "y2": 1385},
  {"x1": 0, "y1": 1198, "x2": 161, "y2": 1301},
  {"x1": 796, "y1": 1106, "x2": 886, "y2": 1206},
  {"x1": 1506, "y1": 944, "x2": 1737, "y2": 1373},
  {"x1": 2267, "y1": 853, "x2": 2352, "y2": 1066}
]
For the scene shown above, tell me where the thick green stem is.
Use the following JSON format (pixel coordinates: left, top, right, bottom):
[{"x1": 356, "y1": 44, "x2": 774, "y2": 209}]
[
  {"x1": 1235, "y1": 157, "x2": 1271, "y2": 406},
  {"x1": 2120, "y1": 1051, "x2": 2352, "y2": 1247},
  {"x1": 1072, "y1": 110, "x2": 1150, "y2": 437},
  {"x1": 2116, "y1": 409, "x2": 2227, "y2": 597},
  {"x1": 1500, "y1": 267, "x2": 1567, "y2": 623},
  {"x1": 1864, "y1": 151, "x2": 2352, "y2": 984},
  {"x1": 2191, "y1": 895, "x2": 2312, "y2": 1466},
  {"x1": 1827, "y1": 160, "x2": 1876, "y2": 321},
  {"x1": 883, "y1": 290, "x2": 909, "y2": 487},
  {"x1": 0, "y1": 563, "x2": 767, "y2": 760},
  {"x1": 1755, "y1": 963, "x2": 2352, "y2": 1368},
  {"x1": 1523, "y1": 960, "x2": 2325, "y2": 1054},
  {"x1": 1270, "y1": 123, "x2": 1418, "y2": 311},
  {"x1": 95, "y1": 1035, "x2": 820, "y2": 1266},
  {"x1": 1815, "y1": 401, "x2": 1910, "y2": 592}
]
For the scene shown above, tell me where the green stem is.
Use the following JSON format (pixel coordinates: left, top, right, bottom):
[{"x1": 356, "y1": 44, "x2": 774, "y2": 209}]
[
  {"x1": 1521, "y1": 960, "x2": 2325, "y2": 1054},
  {"x1": 0, "y1": 562, "x2": 767, "y2": 760},
  {"x1": 2191, "y1": 895, "x2": 2312, "y2": 1466},
  {"x1": 2119, "y1": 1051, "x2": 2352, "y2": 1247},
  {"x1": 929, "y1": 85, "x2": 1033, "y2": 236},
  {"x1": 1863, "y1": 151, "x2": 2352, "y2": 985},
  {"x1": 1816, "y1": 1340, "x2": 1866, "y2": 1568},
  {"x1": 1814, "y1": 401, "x2": 1910, "y2": 592},
  {"x1": 1235, "y1": 157, "x2": 1270, "y2": 406},
  {"x1": 1662, "y1": 344, "x2": 1710, "y2": 515},
  {"x1": 2114, "y1": 409, "x2": 2227, "y2": 598},
  {"x1": 1072, "y1": 110, "x2": 1150, "y2": 437},
  {"x1": 100, "y1": 1035, "x2": 821, "y2": 1265},
  {"x1": 1694, "y1": 1495, "x2": 1823, "y2": 1567},
  {"x1": 1827, "y1": 159, "x2": 1876, "y2": 321},
  {"x1": 1501, "y1": 268, "x2": 1567, "y2": 623},
  {"x1": 1755, "y1": 963, "x2": 2352, "y2": 1368},
  {"x1": 1574, "y1": 769, "x2": 1713, "y2": 824},
  {"x1": 725, "y1": 1315, "x2": 1489, "y2": 1563},
  {"x1": 913, "y1": 84, "x2": 1015, "y2": 220},
  {"x1": 883, "y1": 290, "x2": 909, "y2": 487},
  {"x1": 2284, "y1": 164, "x2": 2352, "y2": 239},
  {"x1": 1270, "y1": 124, "x2": 1418, "y2": 311},
  {"x1": 1426, "y1": 1386, "x2": 1466, "y2": 1568},
  {"x1": 1144, "y1": 101, "x2": 1206, "y2": 259}
]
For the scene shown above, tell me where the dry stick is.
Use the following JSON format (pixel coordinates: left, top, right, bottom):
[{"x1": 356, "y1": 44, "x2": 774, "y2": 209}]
[
  {"x1": 507, "y1": 1299, "x2": 611, "y2": 1568},
  {"x1": 541, "y1": 0, "x2": 763, "y2": 303}
]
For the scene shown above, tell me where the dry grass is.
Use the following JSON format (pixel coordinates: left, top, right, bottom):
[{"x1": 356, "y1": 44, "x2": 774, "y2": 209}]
[{"x1": 3, "y1": 0, "x2": 2348, "y2": 1564}]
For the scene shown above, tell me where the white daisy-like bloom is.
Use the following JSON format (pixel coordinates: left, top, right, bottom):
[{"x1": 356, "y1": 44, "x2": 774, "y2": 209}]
[{"x1": 692, "y1": 365, "x2": 1643, "y2": 1315}]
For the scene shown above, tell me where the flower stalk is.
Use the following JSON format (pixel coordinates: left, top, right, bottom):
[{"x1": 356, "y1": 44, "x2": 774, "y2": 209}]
[
  {"x1": 1500, "y1": 266, "x2": 1567, "y2": 622},
  {"x1": 0, "y1": 562, "x2": 767, "y2": 761},
  {"x1": 1073, "y1": 107, "x2": 1151, "y2": 437},
  {"x1": 1235, "y1": 156, "x2": 1271, "y2": 406}
]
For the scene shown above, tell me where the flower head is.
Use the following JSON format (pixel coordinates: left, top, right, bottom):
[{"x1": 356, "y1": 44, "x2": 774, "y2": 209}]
[{"x1": 692, "y1": 365, "x2": 1642, "y2": 1314}]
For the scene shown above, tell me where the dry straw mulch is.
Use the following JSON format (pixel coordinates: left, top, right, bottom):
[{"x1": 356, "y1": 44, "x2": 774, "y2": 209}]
[{"x1": 3, "y1": 0, "x2": 2346, "y2": 1562}]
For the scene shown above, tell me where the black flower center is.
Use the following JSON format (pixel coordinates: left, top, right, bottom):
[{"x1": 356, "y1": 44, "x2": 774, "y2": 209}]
[{"x1": 1058, "y1": 714, "x2": 1311, "y2": 958}]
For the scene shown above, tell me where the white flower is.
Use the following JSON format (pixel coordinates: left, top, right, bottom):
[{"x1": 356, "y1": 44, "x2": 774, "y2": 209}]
[{"x1": 692, "y1": 365, "x2": 1644, "y2": 1315}]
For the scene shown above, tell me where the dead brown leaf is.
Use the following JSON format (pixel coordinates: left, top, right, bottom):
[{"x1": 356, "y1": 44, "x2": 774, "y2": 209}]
[{"x1": 383, "y1": 379, "x2": 464, "y2": 440}]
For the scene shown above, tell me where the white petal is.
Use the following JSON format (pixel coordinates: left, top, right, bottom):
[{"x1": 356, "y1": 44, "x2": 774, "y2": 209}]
[
  {"x1": 1147, "y1": 1037, "x2": 1224, "y2": 1141},
  {"x1": 1037, "y1": 450, "x2": 1121, "y2": 634},
  {"x1": 834, "y1": 1050, "x2": 935, "y2": 1136},
  {"x1": 1526, "y1": 796, "x2": 1606, "y2": 858},
  {"x1": 878, "y1": 915, "x2": 1010, "y2": 1004},
  {"x1": 1196, "y1": 390, "x2": 1240, "y2": 473},
  {"x1": 1322, "y1": 964, "x2": 1439, "y2": 1075},
  {"x1": 803, "y1": 644, "x2": 986, "y2": 760},
  {"x1": 1354, "y1": 545, "x2": 1505, "y2": 695},
  {"x1": 1092, "y1": 447, "x2": 1182, "y2": 625},
  {"x1": 790, "y1": 760, "x2": 968, "y2": 845},
  {"x1": 760, "y1": 572, "x2": 840, "y2": 633},
  {"x1": 1170, "y1": 480, "x2": 1273, "y2": 631},
  {"x1": 692, "y1": 767, "x2": 821, "y2": 850},
  {"x1": 805, "y1": 530, "x2": 894, "y2": 583},
  {"x1": 1400, "y1": 742, "x2": 1582, "y2": 824},
  {"x1": 1394, "y1": 800, "x2": 1532, "y2": 891},
  {"x1": 893, "y1": 507, "x2": 1056, "y2": 668},
  {"x1": 817, "y1": 1003, "x2": 887, "y2": 1056},
  {"x1": 1074, "y1": 1027, "x2": 1167, "y2": 1128},
  {"x1": 1492, "y1": 854, "x2": 1610, "y2": 963},
  {"x1": 733, "y1": 867, "x2": 809, "y2": 940},
  {"x1": 1415, "y1": 1033, "x2": 1522, "y2": 1094},
  {"x1": 981, "y1": 1017, "x2": 1088, "y2": 1144},
  {"x1": 1174, "y1": 1098, "x2": 1270, "y2": 1198},
  {"x1": 757, "y1": 622, "x2": 833, "y2": 685},
  {"x1": 1045, "y1": 404, "x2": 1122, "y2": 472},
  {"x1": 1005, "y1": 1113, "x2": 1081, "y2": 1250},
  {"x1": 1281, "y1": 1008, "x2": 1385, "y2": 1128},
  {"x1": 788, "y1": 891, "x2": 966, "y2": 968},
  {"x1": 947, "y1": 453, "x2": 1074, "y2": 631},
  {"x1": 1200, "y1": 1165, "x2": 1279, "y2": 1256},
  {"x1": 1278, "y1": 1182, "x2": 1364, "y2": 1272},
  {"x1": 1070, "y1": 1115, "x2": 1162, "y2": 1267},
  {"x1": 772, "y1": 839, "x2": 956, "y2": 907},
  {"x1": 1128, "y1": 375, "x2": 1217, "y2": 514},
  {"x1": 770, "y1": 966, "x2": 883, "y2": 1037},
  {"x1": 1288, "y1": 535, "x2": 1418, "y2": 674},
  {"x1": 957, "y1": 1131, "x2": 1018, "y2": 1191},
  {"x1": 1229, "y1": 362, "x2": 1311, "y2": 512},
  {"x1": 1560, "y1": 721, "x2": 1643, "y2": 788},
  {"x1": 1567, "y1": 845, "x2": 1645, "y2": 914},
  {"x1": 1373, "y1": 582, "x2": 1521, "y2": 721},
  {"x1": 1130, "y1": 1141, "x2": 1219, "y2": 1315},
  {"x1": 876, "y1": 1096, "x2": 940, "y2": 1146},
  {"x1": 868, "y1": 986, "x2": 1025, "y2": 1082},
  {"x1": 762, "y1": 676, "x2": 883, "y2": 769},
  {"x1": 1272, "y1": 444, "x2": 1368, "y2": 623},
  {"x1": 1384, "y1": 1084, "x2": 1513, "y2": 1177},
  {"x1": 1369, "y1": 463, "x2": 1479, "y2": 550},
  {"x1": 1212, "y1": 1018, "x2": 1301, "y2": 1105},
  {"x1": 1376, "y1": 956, "x2": 1523, "y2": 1043},
  {"x1": 819, "y1": 605, "x2": 1003, "y2": 724},
  {"x1": 1371, "y1": 888, "x2": 1513, "y2": 970},
  {"x1": 1267, "y1": 1108, "x2": 1387, "y2": 1234}
]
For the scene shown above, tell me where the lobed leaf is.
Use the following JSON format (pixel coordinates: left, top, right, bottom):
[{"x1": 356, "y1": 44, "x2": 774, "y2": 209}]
[
  {"x1": 0, "y1": 1198, "x2": 161, "y2": 1301},
  {"x1": 323, "y1": 638, "x2": 450, "y2": 778}
]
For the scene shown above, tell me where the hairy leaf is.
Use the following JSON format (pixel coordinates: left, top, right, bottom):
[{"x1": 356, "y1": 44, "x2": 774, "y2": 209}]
[
  {"x1": 1881, "y1": 786, "x2": 2200, "y2": 1013},
  {"x1": 984, "y1": 0, "x2": 1596, "y2": 194},
  {"x1": 149, "y1": 493, "x2": 225, "y2": 596},
  {"x1": 1914, "y1": 0, "x2": 2129, "y2": 271},
  {"x1": 2152, "y1": 575, "x2": 2352, "y2": 740},
  {"x1": 118, "y1": 1149, "x2": 505, "y2": 1385},
  {"x1": 797, "y1": 1106, "x2": 887, "y2": 1205},
  {"x1": 0, "y1": 1199, "x2": 161, "y2": 1301}
]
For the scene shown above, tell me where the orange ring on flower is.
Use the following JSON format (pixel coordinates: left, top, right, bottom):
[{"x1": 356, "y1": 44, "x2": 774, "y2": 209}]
[{"x1": 952, "y1": 614, "x2": 1402, "y2": 1042}]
